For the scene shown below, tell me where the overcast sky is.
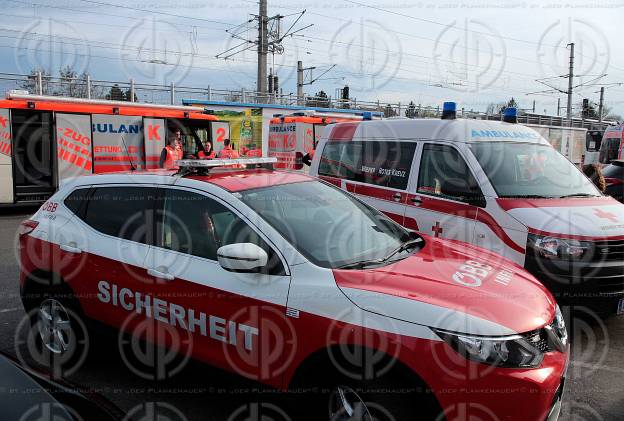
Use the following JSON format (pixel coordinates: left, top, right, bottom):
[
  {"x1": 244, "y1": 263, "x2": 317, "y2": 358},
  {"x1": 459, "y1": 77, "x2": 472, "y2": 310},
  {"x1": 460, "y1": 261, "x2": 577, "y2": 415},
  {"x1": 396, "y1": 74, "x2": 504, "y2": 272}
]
[{"x1": 1, "y1": 0, "x2": 623, "y2": 116}]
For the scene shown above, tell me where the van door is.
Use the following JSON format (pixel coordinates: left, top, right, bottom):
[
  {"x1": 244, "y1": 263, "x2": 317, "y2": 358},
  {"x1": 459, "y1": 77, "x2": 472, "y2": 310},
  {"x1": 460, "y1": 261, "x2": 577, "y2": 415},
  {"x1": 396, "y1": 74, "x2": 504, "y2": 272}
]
[
  {"x1": 405, "y1": 143, "x2": 482, "y2": 244},
  {"x1": 11, "y1": 109, "x2": 55, "y2": 203}
]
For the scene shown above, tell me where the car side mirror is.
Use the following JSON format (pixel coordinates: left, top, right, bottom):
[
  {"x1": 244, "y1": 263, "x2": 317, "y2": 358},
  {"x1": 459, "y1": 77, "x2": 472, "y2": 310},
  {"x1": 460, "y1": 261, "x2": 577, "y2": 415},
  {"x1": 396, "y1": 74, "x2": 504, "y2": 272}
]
[{"x1": 217, "y1": 243, "x2": 268, "y2": 273}]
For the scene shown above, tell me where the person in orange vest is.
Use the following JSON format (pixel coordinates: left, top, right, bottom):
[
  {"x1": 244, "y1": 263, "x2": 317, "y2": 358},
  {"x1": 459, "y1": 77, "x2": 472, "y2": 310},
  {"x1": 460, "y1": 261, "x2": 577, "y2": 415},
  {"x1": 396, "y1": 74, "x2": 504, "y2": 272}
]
[
  {"x1": 217, "y1": 138, "x2": 240, "y2": 159},
  {"x1": 197, "y1": 141, "x2": 216, "y2": 159},
  {"x1": 159, "y1": 130, "x2": 184, "y2": 169}
]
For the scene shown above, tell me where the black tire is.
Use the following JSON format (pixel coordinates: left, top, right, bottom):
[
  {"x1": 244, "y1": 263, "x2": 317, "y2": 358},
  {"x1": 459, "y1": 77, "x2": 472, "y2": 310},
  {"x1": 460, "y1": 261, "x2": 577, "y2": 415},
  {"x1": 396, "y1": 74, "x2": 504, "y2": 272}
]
[
  {"x1": 291, "y1": 355, "x2": 441, "y2": 421},
  {"x1": 325, "y1": 375, "x2": 436, "y2": 421},
  {"x1": 22, "y1": 278, "x2": 91, "y2": 377}
]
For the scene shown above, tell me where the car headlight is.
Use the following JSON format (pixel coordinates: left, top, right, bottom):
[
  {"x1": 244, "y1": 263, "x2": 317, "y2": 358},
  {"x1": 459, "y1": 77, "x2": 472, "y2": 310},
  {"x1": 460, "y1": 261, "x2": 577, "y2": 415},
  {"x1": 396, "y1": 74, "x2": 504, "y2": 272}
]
[
  {"x1": 432, "y1": 329, "x2": 544, "y2": 368},
  {"x1": 528, "y1": 233, "x2": 593, "y2": 260}
]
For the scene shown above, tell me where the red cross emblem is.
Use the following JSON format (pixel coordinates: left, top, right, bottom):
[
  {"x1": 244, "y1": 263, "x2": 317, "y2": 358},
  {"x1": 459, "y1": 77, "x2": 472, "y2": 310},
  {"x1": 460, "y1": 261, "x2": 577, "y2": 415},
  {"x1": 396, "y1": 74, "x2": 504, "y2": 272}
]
[
  {"x1": 432, "y1": 221, "x2": 444, "y2": 237},
  {"x1": 594, "y1": 208, "x2": 619, "y2": 223}
]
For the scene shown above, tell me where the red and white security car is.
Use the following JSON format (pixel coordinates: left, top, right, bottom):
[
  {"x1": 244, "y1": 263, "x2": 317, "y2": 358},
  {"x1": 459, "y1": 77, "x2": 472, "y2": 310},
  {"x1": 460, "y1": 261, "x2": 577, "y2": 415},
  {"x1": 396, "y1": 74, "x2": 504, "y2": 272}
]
[{"x1": 19, "y1": 158, "x2": 568, "y2": 420}]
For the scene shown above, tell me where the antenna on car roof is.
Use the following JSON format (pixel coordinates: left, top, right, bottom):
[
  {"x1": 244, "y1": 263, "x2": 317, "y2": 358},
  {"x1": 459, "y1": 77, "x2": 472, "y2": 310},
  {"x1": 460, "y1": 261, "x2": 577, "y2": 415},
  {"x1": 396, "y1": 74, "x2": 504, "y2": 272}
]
[{"x1": 120, "y1": 136, "x2": 136, "y2": 171}]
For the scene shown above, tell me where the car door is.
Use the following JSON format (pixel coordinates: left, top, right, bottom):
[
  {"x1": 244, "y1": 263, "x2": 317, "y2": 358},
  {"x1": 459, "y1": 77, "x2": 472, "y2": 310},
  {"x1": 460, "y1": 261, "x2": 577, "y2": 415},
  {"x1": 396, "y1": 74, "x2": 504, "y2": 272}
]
[
  {"x1": 143, "y1": 186, "x2": 292, "y2": 386},
  {"x1": 405, "y1": 143, "x2": 484, "y2": 244},
  {"x1": 57, "y1": 185, "x2": 159, "y2": 328}
]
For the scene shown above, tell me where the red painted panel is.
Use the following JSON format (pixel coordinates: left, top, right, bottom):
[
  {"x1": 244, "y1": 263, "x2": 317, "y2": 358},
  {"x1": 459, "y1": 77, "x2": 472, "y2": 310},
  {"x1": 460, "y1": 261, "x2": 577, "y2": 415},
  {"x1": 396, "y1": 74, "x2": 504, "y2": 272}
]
[
  {"x1": 328, "y1": 122, "x2": 359, "y2": 141},
  {"x1": 496, "y1": 197, "x2": 618, "y2": 210}
]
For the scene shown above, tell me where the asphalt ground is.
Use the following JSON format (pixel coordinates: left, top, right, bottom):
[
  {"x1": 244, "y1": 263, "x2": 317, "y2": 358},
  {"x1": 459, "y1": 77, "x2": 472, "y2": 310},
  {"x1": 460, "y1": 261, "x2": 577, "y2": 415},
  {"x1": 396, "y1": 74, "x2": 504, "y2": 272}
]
[{"x1": 0, "y1": 207, "x2": 623, "y2": 421}]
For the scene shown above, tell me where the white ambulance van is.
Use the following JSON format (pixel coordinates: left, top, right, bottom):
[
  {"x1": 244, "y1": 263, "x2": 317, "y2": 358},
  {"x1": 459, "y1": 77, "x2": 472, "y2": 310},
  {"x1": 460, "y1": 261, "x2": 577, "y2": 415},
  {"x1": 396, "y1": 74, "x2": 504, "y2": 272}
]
[{"x1": 310, "y1": 103, "x2": 624, "y2": 314}]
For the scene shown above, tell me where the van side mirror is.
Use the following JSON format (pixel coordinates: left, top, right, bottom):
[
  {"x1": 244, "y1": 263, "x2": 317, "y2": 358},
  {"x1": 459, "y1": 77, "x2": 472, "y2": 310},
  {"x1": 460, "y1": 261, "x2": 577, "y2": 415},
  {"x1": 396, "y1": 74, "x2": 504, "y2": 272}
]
[{"x1": 217, "y1": 243, "x2": 268, "y2": 273}]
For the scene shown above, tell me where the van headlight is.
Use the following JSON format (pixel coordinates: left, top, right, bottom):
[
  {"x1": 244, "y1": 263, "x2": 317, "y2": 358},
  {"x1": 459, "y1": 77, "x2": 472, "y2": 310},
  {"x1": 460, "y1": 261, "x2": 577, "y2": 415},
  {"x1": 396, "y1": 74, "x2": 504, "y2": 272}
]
[
  {"x1": 528, "y1": 233, "x2": 592, "y2": 260},
  {"x1": 433, "y1": 329, "x2": 544, "y2": 368}
]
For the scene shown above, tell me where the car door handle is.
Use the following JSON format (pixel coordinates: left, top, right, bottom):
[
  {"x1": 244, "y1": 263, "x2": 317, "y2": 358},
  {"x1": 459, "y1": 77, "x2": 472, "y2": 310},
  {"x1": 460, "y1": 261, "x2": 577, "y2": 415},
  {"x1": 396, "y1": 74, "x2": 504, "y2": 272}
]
[
  {"x1": 147, "y1": 268, "x2": 175, "y2": 281},
  {"x1": 60, "y1": 244, "x2": 82, "y2": 254},
  {"x1": 410, "y1": 196, "x2": 422, "y2": 205},
  {"x1": 393, "y1": 193, "x2": 402, "y2": 202}
]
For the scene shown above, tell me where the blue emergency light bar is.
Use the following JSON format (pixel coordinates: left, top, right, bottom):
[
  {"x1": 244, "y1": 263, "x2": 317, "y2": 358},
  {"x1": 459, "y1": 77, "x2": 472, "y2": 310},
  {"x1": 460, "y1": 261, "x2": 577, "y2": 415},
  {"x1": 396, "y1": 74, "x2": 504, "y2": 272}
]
[
  {"x1": 503, "y1": 107, "x2": 518, "y2": 123},
  {"x1": 441, "y1": 102, "x2": 457, "y2": 120}
]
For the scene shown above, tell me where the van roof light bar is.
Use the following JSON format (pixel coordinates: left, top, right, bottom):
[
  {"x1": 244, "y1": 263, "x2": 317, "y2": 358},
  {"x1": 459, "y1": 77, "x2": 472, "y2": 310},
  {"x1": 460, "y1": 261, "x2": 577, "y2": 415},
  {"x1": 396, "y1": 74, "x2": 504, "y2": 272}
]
[
  {"x1": 442, "y1": 102, "x2": 457, "y2": 120},
  {"x1": 174, "y1": 157, "x2": 278, "y2": 175}
]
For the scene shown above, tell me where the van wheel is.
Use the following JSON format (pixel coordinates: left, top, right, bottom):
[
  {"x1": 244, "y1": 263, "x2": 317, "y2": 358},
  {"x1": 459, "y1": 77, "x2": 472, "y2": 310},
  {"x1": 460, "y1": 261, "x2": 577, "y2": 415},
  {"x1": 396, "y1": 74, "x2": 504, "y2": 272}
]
[{"x1": 25, "y1": 283, "x2": 90, "y2": 376}]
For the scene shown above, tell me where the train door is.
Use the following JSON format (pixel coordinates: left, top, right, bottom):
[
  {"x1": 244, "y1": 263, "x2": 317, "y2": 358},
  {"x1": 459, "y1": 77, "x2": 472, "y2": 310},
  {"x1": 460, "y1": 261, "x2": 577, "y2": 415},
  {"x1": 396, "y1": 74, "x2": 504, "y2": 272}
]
[
  {"x1": 211, "y1": 121, "x2": 230, "y2": 155},
  {"x1": 55, "y1": 113, "x2": 93, "y2": 181},
  {"x1": 0, "y1": 108, "x2": 13, "y2": 204},
  {"x1": 11, "y1": 109, "x2": 55, "y2": 203},
  {"x1": 143, "y1": 117, "x2": 166, "y2": 169}
]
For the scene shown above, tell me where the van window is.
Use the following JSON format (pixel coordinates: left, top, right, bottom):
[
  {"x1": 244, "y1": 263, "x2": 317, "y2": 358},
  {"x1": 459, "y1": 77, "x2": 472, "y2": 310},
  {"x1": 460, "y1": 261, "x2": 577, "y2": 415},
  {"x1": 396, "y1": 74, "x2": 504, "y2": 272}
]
[
  {"x1": 82, "y1": 187, "x2": 157, "y2": 244},
  {"x1": 417, "y1": 144, "x2": 483, "y2": 203},
  {"x1": 318, "y1": 141, "x2": 416, "y2": 190},
  {"x1": 159, "y1": 189, "x2": 284, "y2": 275},
  {"x1": 471, "y1": 142, "x2": 600, "y2": 198},
  {"x1": 599, "y1": 137, "x2": 621, "y2": 164}
]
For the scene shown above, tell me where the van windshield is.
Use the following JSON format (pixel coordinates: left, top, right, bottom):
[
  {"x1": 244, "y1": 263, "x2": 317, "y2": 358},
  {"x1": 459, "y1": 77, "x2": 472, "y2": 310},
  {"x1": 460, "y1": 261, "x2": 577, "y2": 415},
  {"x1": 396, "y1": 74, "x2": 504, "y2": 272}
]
[
  {"x1": 239, "y1": 180, "x2": 419, "y2": 268},
  {"x1": 470, "y1": 142, "x2": 600, "y2": 198}
]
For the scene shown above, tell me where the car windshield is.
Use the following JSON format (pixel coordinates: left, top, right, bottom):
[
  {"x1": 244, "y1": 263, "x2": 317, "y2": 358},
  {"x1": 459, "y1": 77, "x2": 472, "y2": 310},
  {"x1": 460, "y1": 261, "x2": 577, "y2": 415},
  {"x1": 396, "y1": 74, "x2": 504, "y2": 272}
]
[
  {"x1": 470, "y1": 142, "x2": 601, "y2": 198},
  {"x1": 238, "y1": 180, "x2": 417, "y2": 268}
]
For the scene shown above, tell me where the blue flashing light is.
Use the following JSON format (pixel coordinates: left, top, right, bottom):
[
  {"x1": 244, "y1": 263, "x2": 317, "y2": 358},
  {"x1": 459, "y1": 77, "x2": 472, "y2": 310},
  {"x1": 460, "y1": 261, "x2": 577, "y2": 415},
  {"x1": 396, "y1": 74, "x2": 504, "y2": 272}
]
[
  {"x1": 441, "y1": 101, "x2": 457, "y2": 120},
  {"x1": 443, "y1": 102, "x2": 457, "y2": 112},
  {"x1": 503, "y1": 107, "x2": 518, "y2": 123},
  {"x1": 362, "y1": 111, "x2": 373, "y2": 121},
  {"x1": 504, "y1": 107, "x2": 517, "y2": 118}
]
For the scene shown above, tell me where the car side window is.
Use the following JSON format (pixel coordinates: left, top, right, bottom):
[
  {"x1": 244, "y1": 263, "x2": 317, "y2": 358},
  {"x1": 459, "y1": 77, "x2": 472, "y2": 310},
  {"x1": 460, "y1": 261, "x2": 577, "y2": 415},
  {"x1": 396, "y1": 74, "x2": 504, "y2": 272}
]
[
  {"x1": 319, "y1": 141, "x2": 416, "y2": 190},
  {"x1": 160, "y1": 189, "x2": 285, "y2": 275},
  {"x1": 64, "y1": 188, "x2": 91, "y2": 218},
  {"x1": 82, "y1": 187, "x2": 157, "y2": 244},
  {"x1": 417, "y1": 144, "x2": 484, "y2": 205}
]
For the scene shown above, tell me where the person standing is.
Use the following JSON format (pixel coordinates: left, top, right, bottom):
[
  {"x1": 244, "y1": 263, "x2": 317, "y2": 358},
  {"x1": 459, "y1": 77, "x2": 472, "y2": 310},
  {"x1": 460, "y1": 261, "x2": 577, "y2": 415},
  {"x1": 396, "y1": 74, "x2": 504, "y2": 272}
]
[
  {"x1": 217, "y1": 139, "x2": 240, "y2": 159},
  {"x1": 197, "y1": 142, "x2": 216, "y2": 159},
  {"x1": 159, "y1": 130, "x2": 184, "y2": 169},
  {"x1": 583, "y1": 163, "x2": 607, "y2": 192}
]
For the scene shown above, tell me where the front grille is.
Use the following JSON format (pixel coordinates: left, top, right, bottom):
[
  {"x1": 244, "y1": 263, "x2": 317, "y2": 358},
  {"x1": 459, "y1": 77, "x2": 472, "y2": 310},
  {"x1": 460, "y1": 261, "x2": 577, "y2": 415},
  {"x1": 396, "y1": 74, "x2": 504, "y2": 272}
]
[
  {"x1": 523, "y1": 321, "x2": 559, "y2": 353},
  {"x1": 525, "y1": 251, "x2": 624, "y2": 298},
  {"x1": 524, "y1": 328, "x2": 552, "y2": 352},
  {"x1": 593, "y1": 239, "x2": 624, "y2": 262}
]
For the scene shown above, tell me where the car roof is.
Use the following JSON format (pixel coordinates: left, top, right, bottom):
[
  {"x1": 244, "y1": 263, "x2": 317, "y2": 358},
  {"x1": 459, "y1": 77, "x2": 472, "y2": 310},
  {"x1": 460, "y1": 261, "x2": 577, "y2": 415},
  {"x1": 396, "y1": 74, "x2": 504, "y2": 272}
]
[
  {"x1": 327, "y1": 118, "x2": 551, "y2": 146},
  {"x1": 65, "y1": 168, "x2": 315, "y2": 193},
  {"x1": 186, "y1": 168, "x2": 314, "y2": 192}
]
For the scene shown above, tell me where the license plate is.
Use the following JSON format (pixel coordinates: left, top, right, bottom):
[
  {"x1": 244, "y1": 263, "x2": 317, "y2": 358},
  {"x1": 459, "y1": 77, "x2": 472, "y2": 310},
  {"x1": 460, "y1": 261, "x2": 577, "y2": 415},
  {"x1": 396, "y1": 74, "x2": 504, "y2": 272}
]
[{"x1": 618, "y1": 298, "x2": 624, "y2": 315}]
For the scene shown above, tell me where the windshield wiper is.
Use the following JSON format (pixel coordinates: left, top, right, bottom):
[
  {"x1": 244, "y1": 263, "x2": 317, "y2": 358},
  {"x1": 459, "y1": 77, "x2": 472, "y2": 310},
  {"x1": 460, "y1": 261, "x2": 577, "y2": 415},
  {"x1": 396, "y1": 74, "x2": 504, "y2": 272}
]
[
  {"x1": 337, "y1": 259, "x2": 382, "y2": 270},
  {"x1": 558, "y1": 193, "x2": 599, "y2": 198},
  {"x1": 337, "y1": 238, "x2": 423, "y2": 270},
  {"x1": 499, "y1": 194, "x2": 557, "y2": 199},
  {"x1": 379, "y1": 238, "x2": 423, "y2": 263}
]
